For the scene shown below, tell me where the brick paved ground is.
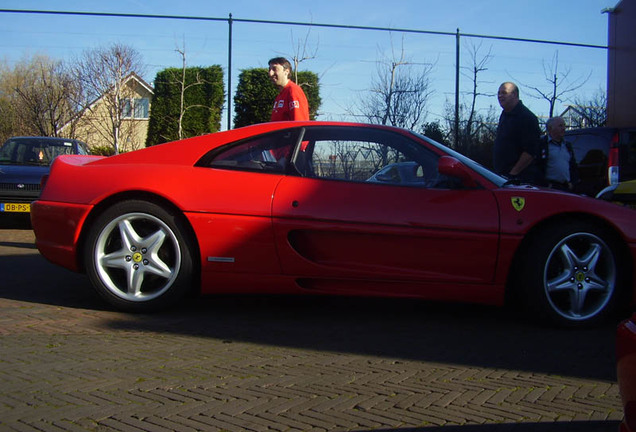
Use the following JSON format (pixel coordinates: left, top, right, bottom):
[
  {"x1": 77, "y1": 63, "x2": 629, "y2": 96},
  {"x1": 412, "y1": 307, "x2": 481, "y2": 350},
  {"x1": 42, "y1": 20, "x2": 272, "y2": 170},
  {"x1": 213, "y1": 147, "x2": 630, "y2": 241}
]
[{"x1": 0, "y1": 222, "x2": 625, "y2": 431}]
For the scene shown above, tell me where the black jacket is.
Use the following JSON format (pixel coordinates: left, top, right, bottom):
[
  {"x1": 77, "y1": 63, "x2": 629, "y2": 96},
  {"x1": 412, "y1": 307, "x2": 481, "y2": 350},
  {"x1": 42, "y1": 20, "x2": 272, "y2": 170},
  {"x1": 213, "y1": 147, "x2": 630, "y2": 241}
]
[{"x1": 493, "y1": 101, "x2": 541, "y2": 183}]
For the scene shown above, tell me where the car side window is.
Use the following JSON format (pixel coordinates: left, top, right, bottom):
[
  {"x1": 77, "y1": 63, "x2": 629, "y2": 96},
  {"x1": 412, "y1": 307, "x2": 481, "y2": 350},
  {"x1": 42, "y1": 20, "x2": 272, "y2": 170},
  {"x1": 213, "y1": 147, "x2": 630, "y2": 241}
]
[
  {"x1": 204, "y1": 129, "x2": 302, "y2": 174},
  {"x1": 298, "y1": 126, "x2": 444, "y2": 188},
  {"x1": 77, "y1": 142, "x2": 90, "y2": 155}
]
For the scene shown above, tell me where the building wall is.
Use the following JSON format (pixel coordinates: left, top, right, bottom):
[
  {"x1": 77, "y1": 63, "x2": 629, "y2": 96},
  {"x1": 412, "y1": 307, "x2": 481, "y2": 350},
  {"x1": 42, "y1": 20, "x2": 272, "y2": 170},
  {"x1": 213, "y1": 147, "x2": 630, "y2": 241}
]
[{"x1": 607, "y1": 0, "x2": 636, "y2": 127}]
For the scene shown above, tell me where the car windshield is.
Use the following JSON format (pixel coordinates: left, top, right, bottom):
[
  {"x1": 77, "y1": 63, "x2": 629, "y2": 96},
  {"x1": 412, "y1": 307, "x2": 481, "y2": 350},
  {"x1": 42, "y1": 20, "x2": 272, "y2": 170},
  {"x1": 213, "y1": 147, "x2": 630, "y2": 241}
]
[
  {"x1": 0, "y1": 138, "x2": 78, "y2": 166},
  {"x1": 409, "y1": 131, "x2": 507, "y2": 187}
]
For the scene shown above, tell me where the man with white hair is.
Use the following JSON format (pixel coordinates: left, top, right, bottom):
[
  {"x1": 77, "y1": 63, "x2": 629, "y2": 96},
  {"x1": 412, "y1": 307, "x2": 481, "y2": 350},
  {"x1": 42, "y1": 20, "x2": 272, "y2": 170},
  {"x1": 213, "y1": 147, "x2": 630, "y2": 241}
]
[{"x1": 537, "y1": 116, "x2": 579, "y2": 191}]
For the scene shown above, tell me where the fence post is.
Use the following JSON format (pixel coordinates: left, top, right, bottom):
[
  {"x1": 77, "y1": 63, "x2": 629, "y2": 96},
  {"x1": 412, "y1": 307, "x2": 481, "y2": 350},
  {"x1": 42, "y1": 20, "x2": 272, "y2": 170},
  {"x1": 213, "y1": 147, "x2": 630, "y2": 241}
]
[
  {"x1": 455, "y1": 28, "x2": 460, "y2": 148},
  {"x1": 227, "y1": 13, "x2": 233, "y2": 130}
]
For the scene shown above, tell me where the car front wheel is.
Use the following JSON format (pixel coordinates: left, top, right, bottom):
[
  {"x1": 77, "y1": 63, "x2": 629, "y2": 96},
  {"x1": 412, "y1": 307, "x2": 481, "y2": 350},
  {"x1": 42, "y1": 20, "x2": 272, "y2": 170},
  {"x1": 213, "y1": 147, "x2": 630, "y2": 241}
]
[
  {"x1": 84, "y1": 200, "x2": 195, "y2": 312},
  {"x1": 519, "y1": 220, "x2": 623, "y2": 327}
]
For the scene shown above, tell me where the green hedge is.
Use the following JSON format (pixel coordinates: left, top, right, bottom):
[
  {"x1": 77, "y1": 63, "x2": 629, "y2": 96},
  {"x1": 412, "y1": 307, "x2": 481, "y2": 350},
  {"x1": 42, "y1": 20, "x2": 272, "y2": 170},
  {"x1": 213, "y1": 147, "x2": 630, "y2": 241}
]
[{"x1": 146, "y1": 66, "x2": 224, "y2": 146}]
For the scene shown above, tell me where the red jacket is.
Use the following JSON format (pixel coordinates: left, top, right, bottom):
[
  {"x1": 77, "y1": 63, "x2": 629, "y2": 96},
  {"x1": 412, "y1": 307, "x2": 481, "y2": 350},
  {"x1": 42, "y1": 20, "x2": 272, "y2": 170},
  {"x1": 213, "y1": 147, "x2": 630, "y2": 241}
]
[{"x1": 271, "y1": 80, "x2": 309, "y2": 121}]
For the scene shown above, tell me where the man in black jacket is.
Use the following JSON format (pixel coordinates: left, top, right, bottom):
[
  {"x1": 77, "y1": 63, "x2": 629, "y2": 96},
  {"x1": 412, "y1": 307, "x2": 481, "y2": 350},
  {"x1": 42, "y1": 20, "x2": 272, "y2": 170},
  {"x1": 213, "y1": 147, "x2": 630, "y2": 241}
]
[
  {"x1": 537, "y1": 116, "x2": 579, "y2": 191},
  {"x1": 493, "y1": 82, "x2": 541, "y2": 183}
]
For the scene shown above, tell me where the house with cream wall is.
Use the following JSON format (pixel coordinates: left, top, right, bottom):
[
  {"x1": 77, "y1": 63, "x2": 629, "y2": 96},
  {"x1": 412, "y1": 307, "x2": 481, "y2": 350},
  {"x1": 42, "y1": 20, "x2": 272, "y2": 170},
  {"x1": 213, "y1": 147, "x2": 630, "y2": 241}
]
[{"x1": 63, "y1": 73, "x2": 154, "y2": 153}]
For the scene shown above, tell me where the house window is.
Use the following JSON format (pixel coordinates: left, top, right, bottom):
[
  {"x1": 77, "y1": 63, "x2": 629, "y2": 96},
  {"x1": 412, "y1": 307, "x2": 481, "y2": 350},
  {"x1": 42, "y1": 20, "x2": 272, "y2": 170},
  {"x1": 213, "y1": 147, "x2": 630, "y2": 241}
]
[{"x1": 122, "y1": 98, "x2": 149, "y2": 119}]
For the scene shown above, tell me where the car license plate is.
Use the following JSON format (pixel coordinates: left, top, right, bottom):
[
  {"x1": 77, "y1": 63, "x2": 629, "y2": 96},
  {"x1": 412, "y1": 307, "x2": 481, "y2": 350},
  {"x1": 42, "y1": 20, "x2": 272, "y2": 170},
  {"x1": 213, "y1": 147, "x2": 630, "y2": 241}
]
[{"x1": 1, "y1": 203, "x2": 31, "y2": 212}]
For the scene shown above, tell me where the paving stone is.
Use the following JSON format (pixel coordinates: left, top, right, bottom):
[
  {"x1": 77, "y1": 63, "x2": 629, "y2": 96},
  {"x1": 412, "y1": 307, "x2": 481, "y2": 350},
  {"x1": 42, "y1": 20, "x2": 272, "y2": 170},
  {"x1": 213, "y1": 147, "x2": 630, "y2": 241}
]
[{"x1": 0, "y1": 228, "x2": 625, "y2": 431}]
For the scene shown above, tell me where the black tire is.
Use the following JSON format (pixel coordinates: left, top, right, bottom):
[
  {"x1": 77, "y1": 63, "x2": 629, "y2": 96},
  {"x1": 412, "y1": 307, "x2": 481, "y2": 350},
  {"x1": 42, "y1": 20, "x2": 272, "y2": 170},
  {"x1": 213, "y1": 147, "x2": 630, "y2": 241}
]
[
  {"x1": 518, "y1": 219, "x2": 623, "y2": 327},
  {"x1": 84, "y1": 200, "x2": 195, "y2": 312}
]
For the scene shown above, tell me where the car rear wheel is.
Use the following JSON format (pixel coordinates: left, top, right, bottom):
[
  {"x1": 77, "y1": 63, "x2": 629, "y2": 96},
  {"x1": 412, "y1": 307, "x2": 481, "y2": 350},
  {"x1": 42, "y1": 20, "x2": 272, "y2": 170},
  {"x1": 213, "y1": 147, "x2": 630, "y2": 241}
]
[
  {"x1": 84, "y1": 200, "x2": 195, "y2": 312},
  {"x1": 519, "y1": 220, "x2": 622, "y2": 327}
]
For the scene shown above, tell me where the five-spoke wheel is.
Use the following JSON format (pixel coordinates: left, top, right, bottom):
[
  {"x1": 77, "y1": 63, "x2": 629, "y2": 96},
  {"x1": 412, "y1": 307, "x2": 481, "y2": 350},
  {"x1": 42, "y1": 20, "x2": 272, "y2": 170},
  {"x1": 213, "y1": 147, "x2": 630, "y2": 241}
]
[
  {"x1": 520, "y1": 220, "x2": 623, "y2": 327},
  {"x1": 543, "y1": 232, "x2": 616, "y2": 322},
  {"x1": 84, "y1": 200, "x2": 195, "y2": 312}
]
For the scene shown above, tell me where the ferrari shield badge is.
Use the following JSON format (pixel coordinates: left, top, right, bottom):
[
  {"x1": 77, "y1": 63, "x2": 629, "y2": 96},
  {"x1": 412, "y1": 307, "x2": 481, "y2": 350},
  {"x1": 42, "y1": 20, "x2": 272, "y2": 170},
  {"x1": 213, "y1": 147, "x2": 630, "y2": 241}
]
[{"x1": 511, "y1": 196, "x2": 526, "y2": 212}]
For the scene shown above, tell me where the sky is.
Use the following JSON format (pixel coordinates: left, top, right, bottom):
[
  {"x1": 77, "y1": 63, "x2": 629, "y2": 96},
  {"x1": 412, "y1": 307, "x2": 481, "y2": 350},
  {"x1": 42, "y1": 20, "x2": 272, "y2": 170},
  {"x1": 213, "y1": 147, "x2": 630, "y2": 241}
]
[{"x1": 0, "y1": 1, "x2": 616, "y2": 131}]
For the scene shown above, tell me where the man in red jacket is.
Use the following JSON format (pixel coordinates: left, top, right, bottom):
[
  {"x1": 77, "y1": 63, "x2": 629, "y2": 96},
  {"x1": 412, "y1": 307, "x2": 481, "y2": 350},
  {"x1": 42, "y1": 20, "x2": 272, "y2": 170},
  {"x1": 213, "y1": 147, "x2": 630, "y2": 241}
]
[{"x1": 268, "y1": 57, "x2": 309, "y2": 122}]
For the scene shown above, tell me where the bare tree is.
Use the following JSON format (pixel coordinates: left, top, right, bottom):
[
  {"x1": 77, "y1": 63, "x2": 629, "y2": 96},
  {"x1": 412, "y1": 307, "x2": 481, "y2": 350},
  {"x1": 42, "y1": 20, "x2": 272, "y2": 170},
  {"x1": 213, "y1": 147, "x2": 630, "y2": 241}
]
[
  {"x1": 0, "y1": 55, "x2": 78, "y2": 139},
  {"x1": 521, "y1": 51, "x2": 591, "y2": 118},
  {"x1": 0, "y1": 61, "x2": 22, "y2": 141},
  {"x1": 0, "y1": 59, "x2": 30, "y2": 137},
  {"x1": 359, "y1": 37, "x2": 434, "y2": 131},
  {"x1": 73, "y1": 43, "x2": 145, "y2": 154},
  {"x1": 438, "y1": 42, "x2": 498, "y2": 164},
  {"x1": 460, "y1": 42, "x2": 493, "y2": 149},
  {"x1": 174, "y1": 43, "x2": 209, "y2": 140},
  {"x1": 287, "y1": 26, "x2": 319, "y2": 84},
  {"x1": 566, "y1": 88, "x2": 607, "y2": 128},
  {"x1": 13, "y1": 56, "x2": 78, "y2": 137},
  {"x1": 443, "y1": 100, "x2": 498, "y2": 166}
]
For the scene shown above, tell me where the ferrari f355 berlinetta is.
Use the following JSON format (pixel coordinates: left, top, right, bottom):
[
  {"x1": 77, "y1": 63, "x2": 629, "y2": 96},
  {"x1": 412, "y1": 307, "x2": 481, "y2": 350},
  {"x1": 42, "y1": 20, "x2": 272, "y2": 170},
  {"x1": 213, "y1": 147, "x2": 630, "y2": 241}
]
[{"x1": 31, "y1": 122, "x2": 636, "y2": 327}]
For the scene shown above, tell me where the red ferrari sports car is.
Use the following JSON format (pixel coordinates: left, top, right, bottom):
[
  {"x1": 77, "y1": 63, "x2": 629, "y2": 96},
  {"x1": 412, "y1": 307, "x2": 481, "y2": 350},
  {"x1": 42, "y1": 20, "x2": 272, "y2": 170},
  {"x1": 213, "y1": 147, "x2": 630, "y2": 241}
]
[{"x1": 31, "y1": 121, "x2": 636, "y2": 327}]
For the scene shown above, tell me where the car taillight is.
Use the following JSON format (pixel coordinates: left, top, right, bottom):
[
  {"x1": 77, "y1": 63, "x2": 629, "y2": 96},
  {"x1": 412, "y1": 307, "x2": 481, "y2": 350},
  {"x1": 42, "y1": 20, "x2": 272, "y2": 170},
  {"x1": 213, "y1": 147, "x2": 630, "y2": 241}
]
[{"x1": 608, "y1": 132, "x2": 620, "y2": 186}]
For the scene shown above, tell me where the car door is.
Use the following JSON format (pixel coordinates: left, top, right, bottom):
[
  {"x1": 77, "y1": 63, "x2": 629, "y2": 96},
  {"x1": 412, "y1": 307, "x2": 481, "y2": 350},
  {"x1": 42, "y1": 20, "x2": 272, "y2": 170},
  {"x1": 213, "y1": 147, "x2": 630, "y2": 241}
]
[
  {"x1": 271, "y1": 125, "x2": 500, "y2": 295},
  {"x1": 191, "y1": 128, "x2": 302, "y2": 276}
]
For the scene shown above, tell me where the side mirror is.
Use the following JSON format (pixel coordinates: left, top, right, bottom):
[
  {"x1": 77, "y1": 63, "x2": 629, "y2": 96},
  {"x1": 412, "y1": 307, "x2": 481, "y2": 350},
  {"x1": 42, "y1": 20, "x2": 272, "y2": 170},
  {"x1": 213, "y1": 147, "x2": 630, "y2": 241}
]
[{"x1": 438, "y1": 156, "x2": 479, "y2": 188}]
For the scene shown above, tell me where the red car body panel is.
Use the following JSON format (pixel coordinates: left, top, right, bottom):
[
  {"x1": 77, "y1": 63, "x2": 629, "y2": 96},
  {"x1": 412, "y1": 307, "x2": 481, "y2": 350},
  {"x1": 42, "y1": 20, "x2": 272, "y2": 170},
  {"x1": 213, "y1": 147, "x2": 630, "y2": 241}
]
[
  {"x1": 29, "y1": 201, "x2": 91, "y2": 271},
  {"x1": 617, "y1": 313, "x2": 636, "y2": 432},
  {"x1": 271, "y1": 177, "x2": 500, "y2": 288},
  {"x1": 30, "y1": 121, "x2": 636, "y2": 308}
]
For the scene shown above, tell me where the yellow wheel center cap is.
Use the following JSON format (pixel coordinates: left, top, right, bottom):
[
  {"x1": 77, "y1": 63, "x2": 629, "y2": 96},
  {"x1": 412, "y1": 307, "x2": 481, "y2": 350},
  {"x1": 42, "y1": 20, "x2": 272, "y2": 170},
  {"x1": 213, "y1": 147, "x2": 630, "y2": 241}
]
[
  {"x1": 132, "y1": 252, "x2": 143, "y2": 263},
  {"x1": 575, "y1": 272, "x2": 586, "y2": 283}
]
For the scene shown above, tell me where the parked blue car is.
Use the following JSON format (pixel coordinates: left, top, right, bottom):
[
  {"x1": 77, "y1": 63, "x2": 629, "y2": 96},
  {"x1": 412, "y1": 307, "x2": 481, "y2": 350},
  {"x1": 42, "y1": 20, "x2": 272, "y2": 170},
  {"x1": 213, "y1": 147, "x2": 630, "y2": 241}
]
[{"x1": 0, "y1": 136, "x2": 89, "y2": 214}]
